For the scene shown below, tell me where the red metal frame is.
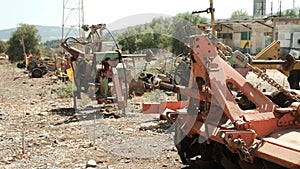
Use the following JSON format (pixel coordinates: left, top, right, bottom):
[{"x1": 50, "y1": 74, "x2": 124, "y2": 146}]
[{"x1": 142, "y1": 34, "x2": 300, "y2": 167}]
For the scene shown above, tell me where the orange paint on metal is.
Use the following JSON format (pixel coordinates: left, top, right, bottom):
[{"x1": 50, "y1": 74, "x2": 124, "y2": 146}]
[{"x1": 142, "y1": 101, "x2": 188, "y2": 114}]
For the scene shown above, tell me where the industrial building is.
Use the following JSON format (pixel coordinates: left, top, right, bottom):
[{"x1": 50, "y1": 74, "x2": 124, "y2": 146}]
[{"x1": 216, "y1": 0, "x2": 300, "y2": 57}]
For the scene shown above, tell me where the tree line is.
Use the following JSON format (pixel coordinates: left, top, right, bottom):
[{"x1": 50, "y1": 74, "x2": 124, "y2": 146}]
[
  {"x1": 117, "y1": 12, "x2": 207, "y2": 55},
  {"x1": 0, "y1": 12, "x2": 207, "y2": 62}
]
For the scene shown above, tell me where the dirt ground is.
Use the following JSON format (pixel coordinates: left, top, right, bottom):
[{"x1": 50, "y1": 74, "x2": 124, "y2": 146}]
[
  {"x1": 0, "y1": 59, "x2": 291, "y2": 169},
  {"x1": 0, "y1": 63, "x2": 187, "y2": 169}
]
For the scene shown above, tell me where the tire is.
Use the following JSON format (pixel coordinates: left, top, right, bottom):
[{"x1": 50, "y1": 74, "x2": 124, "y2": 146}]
[
  {"x1": 17, "y1": 62, "x2": 25, "y2": 68},
  {"x1": 174, "y1": 119, "x2": 225, "y2": 169},
  {"x1": 174, "y1": 125, "x2": 188, "y2": 165},
  {"x1": 32, "y1": 68, "x2": 43, "y2": 78},
  {"x1": 174, "y1": 119, "x2": 200, "y2": 165}
]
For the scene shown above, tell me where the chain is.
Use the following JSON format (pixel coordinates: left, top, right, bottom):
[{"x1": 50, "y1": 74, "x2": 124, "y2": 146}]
[
  {"x1": 248, "y1": 139, "x2": 263, "y2": 153},
  {"x1": 232, "y1": 138, "x2": 254, "y2": 163},
  {"x1": 204, "y1": 58, "x2": 211, "y2": 113},
  {"x1": 247, "y1": 63, "x2": 299, "y2": 101},
  {"x1": 217, "y1": 42, "x2": 233, "y2": 60},
  {"x1": 230, "y1": 49, "x2": 299, "y2": 101},
  {"x1": 206, "y1": 33, "x2": 232, "y2": 61}
]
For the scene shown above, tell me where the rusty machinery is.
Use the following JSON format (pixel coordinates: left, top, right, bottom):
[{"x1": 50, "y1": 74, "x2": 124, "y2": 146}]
[
  {"x1": 226, "y1": 40, "x2": 300, "y2": 90},
  {"x1": 60, "y1": 6, "x2": 300, "y2": 169},
  {"x1": 16, "y1": 35, "x2": 48, "y2": 78},
  {"x1": 61, "y1": 24, "x2": 153, "y2": 111},
  {"x1": 16, "y1": 54, "x2": 48, "y2": 78},
  {"x1": 109, "y1": 1, "x2": 299, "y2": 167},
  {"x1": 16, "y1": 34, "x2": 70, "y2": 79},
  {"x1": 17, "y1": 53, "x2": 74, "y2": 79},
  {"x1": 136, "y1": 2, "x2": 300, "y2": 167},
  {"x1": 139, "y1": 33, "x2": 300, "y2": 168}
]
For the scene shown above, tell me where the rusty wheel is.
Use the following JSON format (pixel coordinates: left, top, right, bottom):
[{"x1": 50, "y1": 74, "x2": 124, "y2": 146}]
[
  {"x1": 174, "y1": 123, "x2": 189, "y2": 165},
  {"x1": 32, "y1": 68, "x2": 43, "y2": 78},
  {"x1": 174, "y1": 118, "x2": 202, "y2": 166}
]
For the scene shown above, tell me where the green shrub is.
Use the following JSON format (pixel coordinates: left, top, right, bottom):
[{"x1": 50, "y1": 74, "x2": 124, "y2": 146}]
[{"x1": 57, "y1": 82, "x2": 73, "y2": 98}]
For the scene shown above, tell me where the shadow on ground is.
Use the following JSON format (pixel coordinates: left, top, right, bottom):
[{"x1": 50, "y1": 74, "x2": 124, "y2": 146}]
[{"x1": 49, "y1": 106, "x2": 121, "y2": 125}]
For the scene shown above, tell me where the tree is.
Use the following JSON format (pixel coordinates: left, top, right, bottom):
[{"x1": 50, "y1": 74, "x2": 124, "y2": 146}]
[
  {"x1": 117, "y1": 12, "x2": 207, "y2": 55},
  {"x1": 43, "y1": 39, "x2": 61, "y2": 49},
  {"x1": 278, "y1": 9, "x2": 298, "y2": 18},
  {"x1": 170, "y1": 12, "x2": 207, "y2": 55},
  {"x1": 118, "y1": 26, "x2": 139, "y2": 53},
  {"x1": 231, "y1": 9, "x2": 249, "y2": 19},
  {"x1": 0, "y1": 40, "x2": 8, "y2": 54},
  {"x1": 7, "y1": 23, "x2": 41, "y2": 62}
]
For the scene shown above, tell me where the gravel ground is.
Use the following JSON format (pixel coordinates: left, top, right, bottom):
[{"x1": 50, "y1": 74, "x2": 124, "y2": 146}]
[{"x1": 0, "y1": 63, "x2": 187, "y2": 169}]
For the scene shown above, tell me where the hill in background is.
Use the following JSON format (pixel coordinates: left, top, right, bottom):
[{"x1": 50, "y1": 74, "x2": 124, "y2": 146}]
[{"x1": 0, "y1": 25, "x2": 74, "y2": 42}]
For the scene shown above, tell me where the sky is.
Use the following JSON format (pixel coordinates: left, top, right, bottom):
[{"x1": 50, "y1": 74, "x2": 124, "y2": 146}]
[{"x1": 0, "y1": 0, "x2": 299, "y2": 30}]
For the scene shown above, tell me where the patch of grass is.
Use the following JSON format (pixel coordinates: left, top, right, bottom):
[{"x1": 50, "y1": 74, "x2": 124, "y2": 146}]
[
  {"x1": 57, "y1": 82, "x2": 73, "y2": 98},
  {"x1": 143, "y1": 89, "x2": 166, "y2": 102}
]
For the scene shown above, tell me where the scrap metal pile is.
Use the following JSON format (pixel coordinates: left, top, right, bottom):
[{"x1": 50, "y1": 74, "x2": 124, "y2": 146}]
[
  {"x1": 60, "y1": 21, "x2": 300, "y2": 169},
  {"x1": 139, "y1": 34, "x2": 300, "y2": 169},
  {"x1": 61, "y1": 24, "x2": 153, "y2": 112}
]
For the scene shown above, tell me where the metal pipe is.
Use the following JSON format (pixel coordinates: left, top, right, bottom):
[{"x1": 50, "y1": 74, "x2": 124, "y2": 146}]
[
  {"x1": 121, "y1": 54, "x2": 147, "y2": 58},
  {"x1": 210, "y1": 0, "x2": 216, "y2": 36}
]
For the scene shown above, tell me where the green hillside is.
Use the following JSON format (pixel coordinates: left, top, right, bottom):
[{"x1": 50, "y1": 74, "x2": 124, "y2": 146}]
[{"x1": 0, "y1": 25, "x2": 73, "y2": 42}]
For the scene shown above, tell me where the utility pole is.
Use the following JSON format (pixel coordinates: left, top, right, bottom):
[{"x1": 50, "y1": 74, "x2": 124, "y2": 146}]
[
  {"x1": 62, "y1": 0, "x2": 85, "y2": 41},
  {"x1": 293, "y1": 0, "x2": 295, "y2": 9},
  {"x1": 261, "y1": 0, "x2": 264, "y2": 16},
  {"x1": 271, "y1": 1, "x2": 273, "y2": 16},
  {"x1": 20, "y1": 34, "x2": 28, "y2": 67},
  {"x1": 209, "y1": 0, "x2": 216, "y2": 36},
  {"x1": 279, "y1": 0, "x2": 282, "y2": 17},
  {"x1": 192, "y1": 0, "x2": 216, "y2": 36}
]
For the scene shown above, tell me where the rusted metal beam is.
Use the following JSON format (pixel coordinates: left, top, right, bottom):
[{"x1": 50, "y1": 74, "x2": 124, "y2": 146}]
[
  {"x1": 221, "y1": 24, "x2": 234, "y2": 30},
  {"x1": 255, "y1": 20, "x2": 274, "y2": 29},
  {"x1": 241, "y1": 24, "x2": 252, "y2": 30}
]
